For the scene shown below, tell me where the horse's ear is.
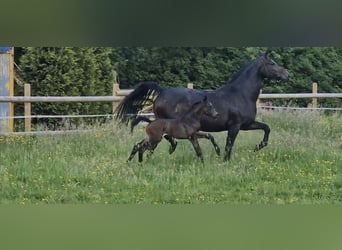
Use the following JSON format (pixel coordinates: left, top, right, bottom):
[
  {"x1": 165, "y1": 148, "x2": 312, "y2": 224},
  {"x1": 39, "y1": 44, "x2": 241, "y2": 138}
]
[
  {"x1": 203, "y1": 95, "x2": 207, "y2": 102},
  {"x1": 259, "y1": 51, "x2": 269, "y2": 59},
  {"x1": 264, "y1": 49, "x2": 271, "y2": 58}
]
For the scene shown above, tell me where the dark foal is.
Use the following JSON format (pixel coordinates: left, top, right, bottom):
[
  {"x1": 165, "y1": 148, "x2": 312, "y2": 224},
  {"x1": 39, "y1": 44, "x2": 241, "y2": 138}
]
[{"x1": 127, "y1": 96, "x2": 218, "y2": 163}]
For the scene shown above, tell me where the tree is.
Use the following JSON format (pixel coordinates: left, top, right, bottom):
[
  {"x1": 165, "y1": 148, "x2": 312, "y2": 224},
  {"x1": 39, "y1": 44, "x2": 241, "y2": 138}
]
[{"x1": 17, "y1": 47, "x2": 116, "y2": 128}]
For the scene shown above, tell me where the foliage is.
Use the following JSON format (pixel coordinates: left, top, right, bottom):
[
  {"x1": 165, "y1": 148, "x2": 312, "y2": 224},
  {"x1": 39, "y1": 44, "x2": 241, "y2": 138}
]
[
  {"x1": 16, "y1": 47, "x2": 116, "y2": 128},
  {"x1": 1, "y1": 110, "x2": 342, "y2": 204}
]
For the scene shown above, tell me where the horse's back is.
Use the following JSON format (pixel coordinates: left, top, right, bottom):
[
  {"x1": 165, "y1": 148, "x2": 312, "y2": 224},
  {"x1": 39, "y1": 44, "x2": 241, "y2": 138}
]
[
  {"x1": 154, "y1": 87, "x2": 205, "y2": 119},
  {"x1": 157, "y1": 87, "x2": 204, "y2": 102}
]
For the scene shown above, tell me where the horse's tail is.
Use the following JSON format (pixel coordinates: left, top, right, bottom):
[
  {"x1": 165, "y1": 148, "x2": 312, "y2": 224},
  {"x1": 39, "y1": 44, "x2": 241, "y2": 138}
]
[
  {"x1": 115, "y1": 81, "x2": 163, "y2": 124},
  {"x1": 130, "y1": 116, "x2": 153, "y2": 133}
]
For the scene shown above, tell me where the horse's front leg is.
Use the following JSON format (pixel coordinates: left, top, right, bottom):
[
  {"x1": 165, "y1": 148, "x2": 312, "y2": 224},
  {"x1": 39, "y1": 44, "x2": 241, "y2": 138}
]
[
  {"x1": 196, "y1": 131, "x2": 220, "y2": 156},
  {"x1": 241, "y1": 121, "x2": 270, "y2": 151},
  {"x1": 189, "y1": 135, "x2": 204, "y2": 163}
]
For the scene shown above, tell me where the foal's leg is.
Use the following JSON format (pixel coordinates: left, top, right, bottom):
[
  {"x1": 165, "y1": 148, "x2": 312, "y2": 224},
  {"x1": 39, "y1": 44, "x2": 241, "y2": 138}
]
[
  {"x1": 189, "y1": 135, "x2": 204, "y2": 163},
  {"x1": 127, "y1": 139, "x2": 145, "y2": 162},
  {"x1": 225, "y1": 126, "x2": 240, "y2": 161},
  {"x1": 195, "y1": 131, "x2": 220, "y2": 156},
  {"x1": 138, "y1": 141, "x2": 150, "y2": 162},
  {"x1": 146, "y1": 142, "x2": 158, "y2": 159},
  {"x1": 163, "y1": 134, "x2": 178, "y2": 154},
  {"x1": 241, "y1": 121, "x2": 270, "y2": 151}
]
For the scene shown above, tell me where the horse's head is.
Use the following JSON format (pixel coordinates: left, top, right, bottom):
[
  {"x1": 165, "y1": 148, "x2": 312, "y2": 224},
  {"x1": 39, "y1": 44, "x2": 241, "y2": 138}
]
[{"x1": 259, "y1": 52, "x2": 290, "y2": 83}]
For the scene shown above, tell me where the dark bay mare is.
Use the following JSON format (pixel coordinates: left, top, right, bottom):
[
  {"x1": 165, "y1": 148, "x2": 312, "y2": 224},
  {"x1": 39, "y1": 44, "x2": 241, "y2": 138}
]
[
  {"x1": 127, "y1": 95, "x2": 218, "y2": 163},
  {"x1": 116, "y1": 53, "x2": 289, "y2": 160}
]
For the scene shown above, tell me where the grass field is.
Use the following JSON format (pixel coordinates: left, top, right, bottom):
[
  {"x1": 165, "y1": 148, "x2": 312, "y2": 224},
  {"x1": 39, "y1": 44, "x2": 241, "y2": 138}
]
[{"x1": 1, "y1": 110, "x2": 342, "y2": 204}]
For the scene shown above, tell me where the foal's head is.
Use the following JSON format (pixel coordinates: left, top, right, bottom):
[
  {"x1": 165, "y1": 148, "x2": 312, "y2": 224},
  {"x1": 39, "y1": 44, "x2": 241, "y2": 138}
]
[
  {"x1": 192, "y1": 95, "x2": 218, "y2": 119},
  {"x1": 259, "y1": 52, "x2": 290, "y2": 82}
]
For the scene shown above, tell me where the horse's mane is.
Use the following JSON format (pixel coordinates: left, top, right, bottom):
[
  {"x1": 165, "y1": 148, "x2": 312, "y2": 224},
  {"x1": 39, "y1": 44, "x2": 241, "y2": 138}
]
[{"x1": 225, "y1": 55, "x2": 263, "y2": 84}]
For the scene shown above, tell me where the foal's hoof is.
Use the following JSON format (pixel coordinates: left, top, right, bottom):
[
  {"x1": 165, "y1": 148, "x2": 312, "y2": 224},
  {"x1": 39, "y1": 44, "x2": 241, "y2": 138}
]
[{"x1": 169, "y1": 142, "x2": 177, "y2": 154}]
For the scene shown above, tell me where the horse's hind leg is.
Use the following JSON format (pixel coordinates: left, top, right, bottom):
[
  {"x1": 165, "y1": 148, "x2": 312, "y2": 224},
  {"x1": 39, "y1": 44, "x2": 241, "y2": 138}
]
[
  {"x1": 196, "y1": 131, "x2": 220, "y2": 156},
  {"x1": 164, "y1": 135, "x2": 177, "y2": 154},
  {"x1": 189, "y1": 135, "x2": 204, "y2": 163},
  {"x1": 225, "y1": 127, "x2": 240, "y2": 161}
]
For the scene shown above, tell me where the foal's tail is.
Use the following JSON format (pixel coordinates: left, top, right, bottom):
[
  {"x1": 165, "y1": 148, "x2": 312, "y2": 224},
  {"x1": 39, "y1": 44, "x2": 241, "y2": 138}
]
[{"x1": 115, "y1": 82, "x2": 163, "y2": 125}]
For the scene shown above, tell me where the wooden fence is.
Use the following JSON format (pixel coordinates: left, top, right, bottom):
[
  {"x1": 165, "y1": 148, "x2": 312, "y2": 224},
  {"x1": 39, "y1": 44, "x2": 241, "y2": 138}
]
[{"x1": 1, "y1": 82, "x2": 342, "y2": 134}]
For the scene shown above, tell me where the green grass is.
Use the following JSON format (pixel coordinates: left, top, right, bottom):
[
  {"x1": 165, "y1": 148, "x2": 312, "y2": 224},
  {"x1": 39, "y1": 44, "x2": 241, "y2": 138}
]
[{"x1": 1, "y1": 110, "x2": 342, "y2": 204}]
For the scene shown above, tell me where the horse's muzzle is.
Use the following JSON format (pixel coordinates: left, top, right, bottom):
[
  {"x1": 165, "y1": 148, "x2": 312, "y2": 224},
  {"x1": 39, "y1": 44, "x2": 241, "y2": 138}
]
[{"x1": 277, "y1": 71, "x2": 290, "y2": 83}]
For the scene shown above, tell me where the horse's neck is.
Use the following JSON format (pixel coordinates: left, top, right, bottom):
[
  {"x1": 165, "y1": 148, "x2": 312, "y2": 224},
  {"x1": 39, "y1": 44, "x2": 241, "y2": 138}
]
[{"x1": 223, "y1": 64, "x2": 263, "y2": 102}]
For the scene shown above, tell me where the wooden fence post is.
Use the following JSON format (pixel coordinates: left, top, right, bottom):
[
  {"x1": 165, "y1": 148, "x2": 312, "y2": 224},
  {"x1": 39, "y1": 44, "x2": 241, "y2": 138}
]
[
  {"x1": 24, "y1": 84, "x2": 31, "y2": 132},
  {"x1": 187, "y1": 83, "x2": 193, "y2": 89},
  {"x1": 113, "y1": 83, "x2": 120, "y2": 115},
  {"x1": 9, "y1": 47, "x2": 14, "y2": 132},
  {"x1": 312, "y1": 82, "x2": 318, "y2": 108}
]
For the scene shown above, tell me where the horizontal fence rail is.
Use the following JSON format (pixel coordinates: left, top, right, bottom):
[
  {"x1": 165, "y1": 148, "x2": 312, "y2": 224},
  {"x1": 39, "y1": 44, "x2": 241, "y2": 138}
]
[
  {"x1": 257, "y1": 105, "x2": 342, "y2": 111},
  {"x1": 0, "y1": 96, "x2": 122, "y2": 103},
  {"x1": 259, "y1": 93, "x2": 342, "y2": 99},
  {"x1": 0, "y1": 82, "x2": 342, "y2": 136},
  {"x1": 2, "y1": 93, "x2": 342, "y2": 103}
]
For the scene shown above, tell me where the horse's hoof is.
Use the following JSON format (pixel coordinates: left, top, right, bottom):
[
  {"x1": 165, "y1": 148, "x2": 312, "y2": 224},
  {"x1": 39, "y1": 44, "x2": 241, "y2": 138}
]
[{"x1": 254, "y1": 141, "x2": 267, "y2": 151}]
